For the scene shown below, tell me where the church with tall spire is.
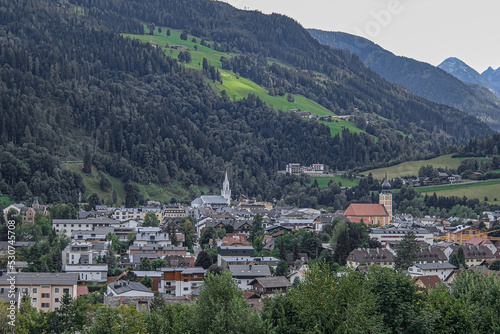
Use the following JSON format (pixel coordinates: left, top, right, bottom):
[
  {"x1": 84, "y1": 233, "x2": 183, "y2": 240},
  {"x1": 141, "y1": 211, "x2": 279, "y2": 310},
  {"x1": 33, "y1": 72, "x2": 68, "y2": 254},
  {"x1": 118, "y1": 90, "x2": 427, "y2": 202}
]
[
  {"x1": 379, "y1": 172, "x2": 393, "y2": 219},
  {"x1": 190, "y1": 171, "x2": 232, "y2": 209},
  {"x1": 221, "y1": 171, "x2": 231, "y2": 206}
]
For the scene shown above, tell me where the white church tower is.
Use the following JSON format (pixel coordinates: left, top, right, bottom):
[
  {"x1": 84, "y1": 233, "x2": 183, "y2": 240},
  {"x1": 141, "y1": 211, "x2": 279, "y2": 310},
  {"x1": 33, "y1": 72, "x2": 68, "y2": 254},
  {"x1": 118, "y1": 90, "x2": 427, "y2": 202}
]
[{"x1": 221, "y1": 171, "x2": 231, "y2": 205}]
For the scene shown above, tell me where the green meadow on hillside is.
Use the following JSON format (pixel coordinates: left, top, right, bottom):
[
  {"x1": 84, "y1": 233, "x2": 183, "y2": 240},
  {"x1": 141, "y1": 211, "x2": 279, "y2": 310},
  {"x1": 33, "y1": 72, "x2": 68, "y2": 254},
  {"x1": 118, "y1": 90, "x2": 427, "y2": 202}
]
[
  {"x1": 364, "y1": 154, "x2": 470, "y2": 180},
  {"x1": 64, "y1": 163, "x2": 209, "y2": 204},
  {"x1": 417, "y1": 179, "x2": 500, "y2": 204},
  {"x1": 310, "y1": 175, "x2": 360, "y2": 188},
  {"x1": 122, "y1": 27, "x2": 364, "y2": 137}
]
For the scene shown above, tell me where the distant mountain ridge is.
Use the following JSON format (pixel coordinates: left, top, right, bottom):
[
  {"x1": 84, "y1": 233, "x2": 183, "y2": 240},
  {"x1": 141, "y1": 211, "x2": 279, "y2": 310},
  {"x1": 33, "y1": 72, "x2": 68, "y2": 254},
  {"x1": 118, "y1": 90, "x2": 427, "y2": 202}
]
[
  {"x1": 482, "y1": 66, "x2": 500, "y2": 98},
  {"x1": 438, "y1": 57, "x2": 493, "y2": 90},
  {"x1": 308, "y1": 29, "x2": 500, "y2": 131}
]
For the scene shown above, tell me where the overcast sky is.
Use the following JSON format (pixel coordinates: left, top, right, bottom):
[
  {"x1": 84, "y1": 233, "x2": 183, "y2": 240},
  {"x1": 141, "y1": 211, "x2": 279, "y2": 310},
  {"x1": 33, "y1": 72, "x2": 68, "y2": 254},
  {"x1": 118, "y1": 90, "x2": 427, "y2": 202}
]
[{"x1": 220, "y1": 0, "x2": 500, "y2": 73}]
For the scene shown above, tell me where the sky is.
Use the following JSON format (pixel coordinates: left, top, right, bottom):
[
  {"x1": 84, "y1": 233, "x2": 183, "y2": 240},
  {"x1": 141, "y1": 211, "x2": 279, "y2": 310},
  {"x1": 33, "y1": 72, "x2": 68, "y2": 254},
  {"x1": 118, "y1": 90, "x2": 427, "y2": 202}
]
[{"x1": 220, "y1": 0, "x2": 500, "y2": 73}]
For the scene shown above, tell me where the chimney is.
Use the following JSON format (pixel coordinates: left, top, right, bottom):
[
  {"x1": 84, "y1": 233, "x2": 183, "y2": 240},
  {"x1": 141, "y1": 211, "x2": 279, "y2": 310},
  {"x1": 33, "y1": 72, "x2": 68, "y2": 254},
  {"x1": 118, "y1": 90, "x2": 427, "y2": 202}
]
[{"x1": 249, "y1": 264, "x2": 252, "y2": 271}]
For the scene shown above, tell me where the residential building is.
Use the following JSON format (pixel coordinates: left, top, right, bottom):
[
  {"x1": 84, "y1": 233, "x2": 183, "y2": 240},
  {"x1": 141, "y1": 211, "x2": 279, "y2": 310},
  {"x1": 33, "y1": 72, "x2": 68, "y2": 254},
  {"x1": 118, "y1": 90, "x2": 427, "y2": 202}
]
[
  {"x1": 134, "y1": 228, "x2": 171, "y2": 247},
  {"x1": 64, "y1": 264, "x2": 108, "y2": 283},
  {"x1": 220, "y1": 256, "x2": 280, "y2": 269},
  {"x1": 449, "y1": 245, "x2": 495, "y2": 267},
  {"x1": 369, "y1": 227, "x2": 434, "y2": 245},
  {"x1": 53, "y1": 218, "x2": 118, "y2": 238},
  {"x1": 129, "y1": 245, "x2": 187, "y2": 258},
  {"x1": 446, "y1": 225, "x2": 485, "y2": 244},
  {"x1": 131, "y1": 271, "x2": 163, "y2": 291},
  {"x1": 346, "y1": 248, "x2": 394, "y2": 269},
  {"x1": 250, "y1": 276, "x2": 292, "y2": 295},
  {"x1": 408, "y1": 262, "x2": 456, "y2": 281},
  {"x1": 228, "y1": 264, "x2": 271, "y2": 290},
  {"x1": 413, "y1": 275, "x2": 442, "y2": 289},
  {"x1": 0, "y1": 273, "x2": 78, "y2": 312},
  {"x1": 104, "y1": 280, "x2": 154, "y2": 311},
  {"x1": 158, "y1": 267, "x2": 206, "y2": 297},
  {"x1": 217, "y1": 245, "x2": 255, "y2": 266}
]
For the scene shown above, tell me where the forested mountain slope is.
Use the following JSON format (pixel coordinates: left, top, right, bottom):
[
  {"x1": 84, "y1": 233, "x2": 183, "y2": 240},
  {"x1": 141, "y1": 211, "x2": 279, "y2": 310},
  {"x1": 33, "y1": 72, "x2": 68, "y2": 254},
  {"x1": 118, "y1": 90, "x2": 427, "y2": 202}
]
[
  {"x1": 309, "y1": 29, "x2": 500, "y2": 130},
  {"x1": 0, "y1": 0, "x2": 491, "y2": 204}
]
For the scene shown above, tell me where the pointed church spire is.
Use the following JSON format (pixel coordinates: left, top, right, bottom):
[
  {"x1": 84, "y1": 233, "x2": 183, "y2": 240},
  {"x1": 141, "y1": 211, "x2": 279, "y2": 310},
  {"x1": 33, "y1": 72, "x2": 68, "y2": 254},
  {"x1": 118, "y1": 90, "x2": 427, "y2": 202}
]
[{"x1": 221, "y1": 171, "x2": 231, "y2": 206}]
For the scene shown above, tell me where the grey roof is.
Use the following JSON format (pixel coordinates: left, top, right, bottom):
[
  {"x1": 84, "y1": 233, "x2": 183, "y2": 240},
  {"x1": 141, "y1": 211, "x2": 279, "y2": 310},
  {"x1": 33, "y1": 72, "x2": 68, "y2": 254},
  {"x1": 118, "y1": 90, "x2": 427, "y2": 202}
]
[
  {"x1": 53, "y1": 218, "x2": 117, "y2": 225},
  {"x1": 129, "y1": 245, "x2": 187, "y2": 251},
  {"x1": 250, "y1": 276, "x2": 292, "y2": 289},
  {"x1": 413, "y1": 262, "x2": 456, "y2": 270},
  {"x1": 200, "y1": 196, "x2": 228, "y2": 205},
  {"x1": 228, "y1": 265, "x2": 271, "y2": 278},
  {"x1": 0, "y1": 241, "x2": 36, "y2": 251},
  {"x1": 418, "y1": 246, "x2": 448, "y2": 262},
  {"x1": 0, "y1": 272, "x2": 78, "y2": 286},
  {"x1": 218, "y1": 245, "x2": 255, "y2": 257},
  {"x1": 108, "y1": 280, "x2": 152, "y2": 295},
  {"x1": 347, "y1": 248, "x2": 394, "y2": 263},
  {"x1": 162, "y1": 267, "x2": 206, "y2": 275}
]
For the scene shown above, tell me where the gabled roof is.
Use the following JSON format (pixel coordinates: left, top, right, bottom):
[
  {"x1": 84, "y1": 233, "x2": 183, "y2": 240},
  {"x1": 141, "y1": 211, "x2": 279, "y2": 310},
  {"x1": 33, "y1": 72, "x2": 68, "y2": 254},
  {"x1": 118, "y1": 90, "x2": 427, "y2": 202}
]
[
  {"x1": 228, "y1": 265, "x2": 271, "y2": 277},
  {"x1": 412, "y1": 262, "x2": 456, "y2": 270},
  {"x1": 0, "y1": 273, "x2": 78, "y2": 286},
  {"x1": 347, "y1": 248, "x2": 394, "y2": 263},
  {"x1": 250, "y1": 276, "x2": 292, "y2": 289},
  {"x1": 414, "y1": 275, "x2": 441, "y2": 288},
  {"x1": 344, "y1": 204, "x2": 389, "y2": 217},
  {"x1": 77, "y1": 286, "x2": 89, "y2": 297},
  {"x1": 108, "y1": 280, "x2": 152, "y2": 295}
]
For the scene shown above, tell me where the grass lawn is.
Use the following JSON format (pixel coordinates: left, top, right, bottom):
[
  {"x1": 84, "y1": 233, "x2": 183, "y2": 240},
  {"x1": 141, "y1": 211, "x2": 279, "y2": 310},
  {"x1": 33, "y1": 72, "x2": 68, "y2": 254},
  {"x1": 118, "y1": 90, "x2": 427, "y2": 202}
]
[
  {"x1": 364, "y1": 154, "x2": 473, "y2": 180},
  {"x1": 417, "y1": 179, "x2": 500, "y2": 203},
  {"x1": 311, "y1": 176, "x2": 360, "y2": 188},
  {"x1": 0, "y1": 195, "x2": 14, "y2": 207}
]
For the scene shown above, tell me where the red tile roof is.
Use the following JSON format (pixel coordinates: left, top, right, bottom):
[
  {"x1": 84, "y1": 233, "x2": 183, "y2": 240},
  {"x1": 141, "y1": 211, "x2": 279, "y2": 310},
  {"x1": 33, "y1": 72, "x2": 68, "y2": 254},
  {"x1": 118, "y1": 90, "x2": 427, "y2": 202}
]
[
  {"x1": 344, "y1": 204, "x2": 389, "y2": 217},
  {"x1": 77, "y1": 286, "x2": 89, "y2": 297},
  {"x1": 465, "y1": 238, "x2": 492, "y2": 245},
  {"x1": 414, "y1": 275, "x2": 441, "y2": 288}
]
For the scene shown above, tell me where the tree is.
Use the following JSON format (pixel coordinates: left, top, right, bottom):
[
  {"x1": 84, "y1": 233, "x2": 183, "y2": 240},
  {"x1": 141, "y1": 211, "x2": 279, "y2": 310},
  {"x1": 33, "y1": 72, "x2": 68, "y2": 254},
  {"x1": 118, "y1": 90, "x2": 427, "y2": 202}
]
[
  {"x1": 367, "y1": 266, "x2": 433, "y2": 333},
  {"x1": 139, "y1": 257, "x2": 153, "y2": 271},
  {"x1": 151, "y1": 258, "x2": 168, "y2": 270},
  {"x1": 143, "y1": 212, "x2": 160, "y2": 227},
  {"x1": 394, "y1": 232, "x2": 420, "y2": 270},
  {"x1": 195, "y1": 250, "x2": 213, "y2": 269},
  {"x1": 112, "y1": 189, "x2": 118, "y2": 204},
  {"x1": 275, "y1": 260, "x2": 289, "y2": 277},
  {"x1": 166, "y1": 29, "x2": 171, "y2": 36},
  {"x1": 489, "y1": 260, "x2": 500, "y2": 271},
  {"x1": 249, "y1": 214, "x2": 263, "y2": 242},
  {"x1": 287, "y1": 93, "x2": 294, "y2": 103},
  {"x1": 82, "y1": 147, "x2": 93, "y2": 174},
  {"x1": 141, "y1": 275, "x2": 153, "y2": 289},
  {"x1": 199, "y1": 226, "x2": 216, "y2": 248},
  {"x1": 99, "y1": 172, "x2": 112, "y2": 192},
  {"x1": 105, "y1": 244, "x2": 116, "y2": 275},
  {"x1": 194, "y1": 271, "x2": 265, "y2": 333},
  {"x1": 180, "y1": 31, "x2": 188, "y2": 40},
  {"x1": 86, "y1": 193, "x2": 101, "y2": 210}
]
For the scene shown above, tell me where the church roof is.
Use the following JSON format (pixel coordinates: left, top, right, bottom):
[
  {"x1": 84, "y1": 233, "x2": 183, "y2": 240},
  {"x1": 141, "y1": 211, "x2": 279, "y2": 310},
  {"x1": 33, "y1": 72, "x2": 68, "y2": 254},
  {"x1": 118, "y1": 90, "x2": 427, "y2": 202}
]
[
  {"x1": 344, "y1": 204, "x2": 389, "y2": 217},
  {"x1": 200, "y1": 196, "x2": 228, "y2": 205}
]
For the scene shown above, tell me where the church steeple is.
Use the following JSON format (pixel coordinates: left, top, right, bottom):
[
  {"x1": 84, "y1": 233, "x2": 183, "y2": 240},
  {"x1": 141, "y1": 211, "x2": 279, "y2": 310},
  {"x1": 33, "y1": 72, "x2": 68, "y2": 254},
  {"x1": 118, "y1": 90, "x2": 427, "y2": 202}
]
[
  {"x1": 221, "y1": 171, "x2": 231, "y2": 205},
  {"x1": 379, "y1": 172, "x2": 393, "y2": 221}
]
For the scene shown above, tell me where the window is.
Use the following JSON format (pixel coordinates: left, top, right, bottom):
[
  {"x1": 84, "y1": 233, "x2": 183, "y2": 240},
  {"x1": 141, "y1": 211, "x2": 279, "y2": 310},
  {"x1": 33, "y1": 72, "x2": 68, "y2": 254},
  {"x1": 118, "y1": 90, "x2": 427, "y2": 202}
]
[
  {"x1": 0, "y1": 288, "x2": 3, "y2": 294},
  {"x1": 33, "y1": 288, "x2": 37, "y2": 293},
  {"x1": 41, "y1": 303, "x2": 50, "y2": 308},
  {"x1": 55, "y1": 288, "x2": 59, "y2": 293},
  {"x1": 42, "y1": 293, "x2": 50, "y2": 298},
  {"x1": 55, "y1": 298, "x2": 59, "y2": 303},
  {"x1": 33, "y1": 298, "x2": 37, "y2": 303},
  {"x1": 22, "y1": 288, "x2": 28, "y2": 293},
  {"x1": 63, "y1": 288, "x2": 69, "y2": 294},
  {"x1": 183, "y1": 287, "x2": 188, "y2": 291},
  {"x1": 184, "y1": 279, "x2": 188, "y2": 282}
]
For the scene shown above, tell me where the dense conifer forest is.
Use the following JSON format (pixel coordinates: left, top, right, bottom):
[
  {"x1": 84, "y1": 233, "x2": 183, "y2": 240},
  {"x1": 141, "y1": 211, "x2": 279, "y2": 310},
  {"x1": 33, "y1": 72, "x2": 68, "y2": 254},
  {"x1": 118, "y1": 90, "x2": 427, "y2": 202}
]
[{"x1": 0, "y1": 0, "x2": 492, "y2": 204}]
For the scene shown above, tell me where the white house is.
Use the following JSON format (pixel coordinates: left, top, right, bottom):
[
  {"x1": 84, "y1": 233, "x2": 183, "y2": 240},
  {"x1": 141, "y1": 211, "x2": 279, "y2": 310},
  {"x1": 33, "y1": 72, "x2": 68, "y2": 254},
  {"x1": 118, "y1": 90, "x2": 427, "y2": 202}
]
[
  {"x1": 407, "y1": 262, "x2": 456, "y2": 281},
  {"x1": 228, "y1": 264, "x2": 271, "y2": 291},
  {"x1": 64, "y1": 264, "x2": 108, "y2": 283}
]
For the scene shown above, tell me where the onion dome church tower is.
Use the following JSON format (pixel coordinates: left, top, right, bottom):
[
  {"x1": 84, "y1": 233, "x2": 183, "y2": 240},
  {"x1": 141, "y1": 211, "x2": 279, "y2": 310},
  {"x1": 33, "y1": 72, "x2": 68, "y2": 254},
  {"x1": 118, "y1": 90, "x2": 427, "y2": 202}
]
[
  {"x1": 379, "y1": 173, "x2": 393, "y2": 218},
  {"x1": 221, "y1": 171, "x2": 231, "y2": 206}
]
